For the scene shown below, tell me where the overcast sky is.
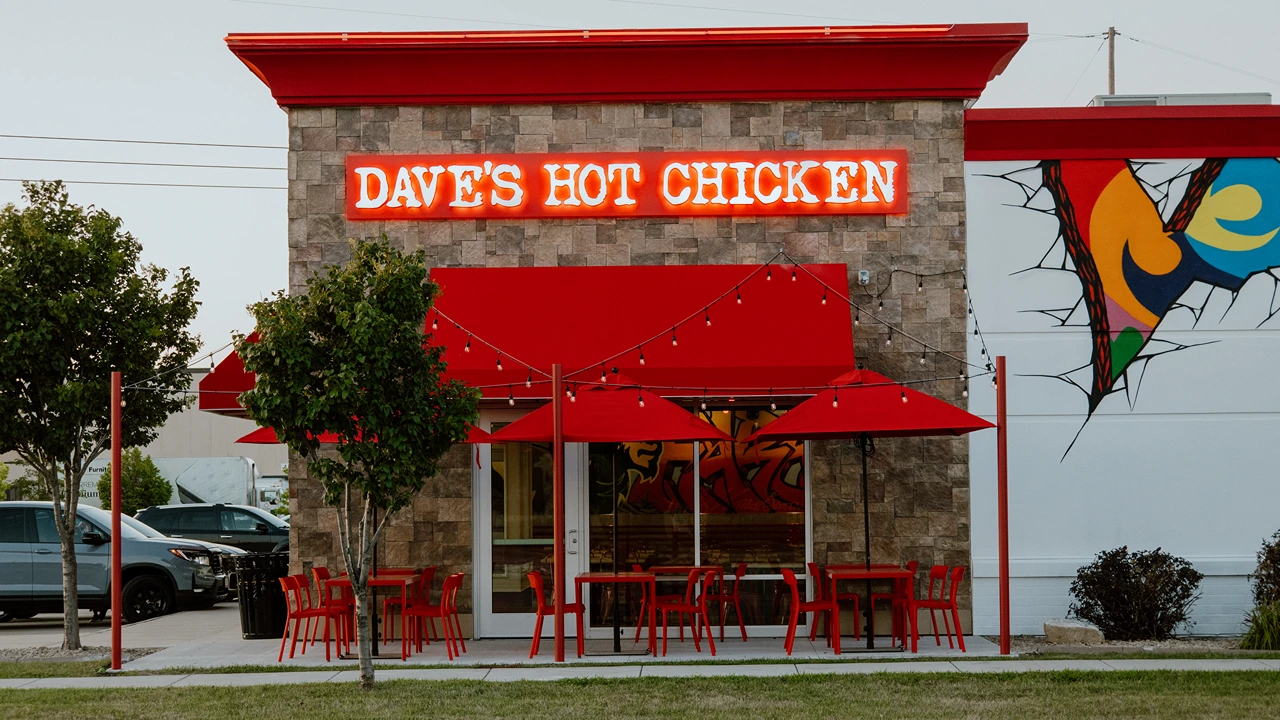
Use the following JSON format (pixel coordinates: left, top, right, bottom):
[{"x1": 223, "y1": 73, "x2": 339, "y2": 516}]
[{"x1": 4, "y1": 0, "x2": 1278, "y2": 358}]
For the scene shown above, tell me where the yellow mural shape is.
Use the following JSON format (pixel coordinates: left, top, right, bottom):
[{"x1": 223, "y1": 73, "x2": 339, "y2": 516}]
[
  {"x1": 1087, "y1": 170, "x2": 1182, "y2": 328},
  {"x1": 1185, "y1": 183, "x2": 1279, "y2": 252}
]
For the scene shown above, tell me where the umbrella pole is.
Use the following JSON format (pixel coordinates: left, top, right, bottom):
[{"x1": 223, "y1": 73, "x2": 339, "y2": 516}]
[
  {"x1": 860, "y1": 434, "x2": 874, "y2": 650},
  {"x1": 613, "y1": 447, "x2": 622, "y2": 653},
  {"x1": 553, "y1": 364, "x2": 565, "y2": 663}
]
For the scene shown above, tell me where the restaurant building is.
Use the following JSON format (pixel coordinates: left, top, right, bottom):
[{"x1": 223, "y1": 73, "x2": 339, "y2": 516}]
[{"x1": 205, "y1": 22, "x2": 1280, "y2": 641}]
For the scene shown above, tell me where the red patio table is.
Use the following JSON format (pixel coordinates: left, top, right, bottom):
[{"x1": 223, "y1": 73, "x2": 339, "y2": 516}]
[
  {"x1": 826, "y1": 566, "x2": 915, "y2": 654},
  {"x1": 575, "y1": 571, "x2": 657, "y2": 655},
  {"x1": 324, "y1": 574, "x2": 418, "y2": 660}
]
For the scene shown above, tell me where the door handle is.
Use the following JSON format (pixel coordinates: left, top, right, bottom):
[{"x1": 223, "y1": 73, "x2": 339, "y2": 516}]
[
  {"x1": 220, "y1": 535, "x2": 233, "y2": 539},
  {"x1": 35, "y1": 549, "x2": 53, "y2": 555},
  {"x1": 171, "y1": 534, "x2": 183, "y2": 538},
  {"x1": 566, "y1": 529, "x2": 578, "y2": 555}
]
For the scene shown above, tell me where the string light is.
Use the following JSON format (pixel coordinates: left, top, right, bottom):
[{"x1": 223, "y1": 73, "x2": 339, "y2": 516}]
[
  {"x1": 769, "y1": 388, "x2": 777, "y2": 412},
  {"x1": 854, "y1": 309, "x2": 860, "y2": 326},
  {"x1": 671, "y1": 328, "x2": 678, "y2": 347},
  {"x1": 766, "y1": 266, "x2": 772, "y2": 281},
  {"x1": 791, "y1": 268, "x2": 797, "y2": 282},
  {"x1": 832, "y1": 389, "x2": 839, "y2": 408},
  {"x1": 508, "y1": 386, "x2": 515, "y2": 406},
  {"x1": 464, "y1": 335, "x2": 471, "y2": 353},
  {"x1": 821, "y1": 291, "x2": 827, "y2": 305},
  {"x1": 705, "y1": 308, "x2": 711, "y2": 327},
  {"x1": 919, "y1": 351, "x2": 927, "y2": 365},
  {"x1": 600, "y1": 365, "x2": 607, "y2": 383},
  {"x1": 736, "y1": 286, "x2": 742, "y2": 305},
  {"x1": 962, "y1": 379, "x2": 969, "y2": 398},
  {"x1": 901, "y1": 387, "x2": 908, "y2": 403},
  {"x1": 885, "y1": 329, "x2": 893, "y2": 347},
  {"x1": 700, "y1": 388, "x2": 707, "y2": 411},
  {"x1": 991, "y1": 376, "x2": 998, "y2": 389},
  {"x1": 431, "y1": 313, "x2": 438, "y2": 330},
  {"x1": 638, "y1": 389, "x2": 645, "y2": 408},
  {"x1": 878, "y1": 300, "x2": 884, "y2": 312},
  {"x1": 526, "y1": 369, "x2": 533, "y2": 388},
  {"x1": 917, "y1": 277, "x2": 923, "y2": 293},
  {"x1": 967, "y1": 304, "x2": 973, "y2": 317},
  {"x1": 963, "y1": 280, "x2": 968, "y2": 295},
  {"x1": 638, "y1": 346, "x2": 646, "y2": 365},
  {"x1": 571, "y1": 384, "x2": 578, "y2": 402},
  {"x1": 496, "y1": 354, "x2": 503, "y2": 372}
]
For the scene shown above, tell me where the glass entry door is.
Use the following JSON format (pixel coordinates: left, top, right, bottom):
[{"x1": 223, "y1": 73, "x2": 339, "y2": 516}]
[{"x1": 474, "y1": 413, "x2": 587, "y2": 638}]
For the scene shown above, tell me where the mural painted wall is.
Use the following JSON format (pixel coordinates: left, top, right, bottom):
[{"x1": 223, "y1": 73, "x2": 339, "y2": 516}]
[{"x1": 966, "y1": 157, "x2": 1280, "y2": 635}]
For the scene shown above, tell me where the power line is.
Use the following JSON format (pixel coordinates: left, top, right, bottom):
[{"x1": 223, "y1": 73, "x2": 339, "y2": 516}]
[
  {"x1": 224, "y1": 0, "x2": 563, "y2": 29},
  {"x1": 1063, "y1": 38, "x2": 1107, "y2": 104},
  {"x1": 0, "y1": 178, "x2": 285, "y2": 190},
  {"x1": 0, "y1": 134, "x2": 285, "y2": 150},
  {"x1": 0, "y1": 157, "x2": 285, "y2": 171},
  {"x1": 604, "y1": 0, "x2": 890, "y2": 25},
  {"x1": 1125, "y1": 35, "x2": 1280, "y2": 87}
]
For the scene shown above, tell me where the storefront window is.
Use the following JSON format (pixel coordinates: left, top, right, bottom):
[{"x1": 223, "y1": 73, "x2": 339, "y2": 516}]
[
  {"x1": 490, "y1": 440, "x2": 554, "y2": 614},
  {"x1": 585, "y1": 407, "x2": 806, "y2": 629}
]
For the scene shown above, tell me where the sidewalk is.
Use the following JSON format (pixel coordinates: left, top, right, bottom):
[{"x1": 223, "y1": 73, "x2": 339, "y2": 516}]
[{"x1": 2, "y1": 658, "x2": 1278, "y2": 689}]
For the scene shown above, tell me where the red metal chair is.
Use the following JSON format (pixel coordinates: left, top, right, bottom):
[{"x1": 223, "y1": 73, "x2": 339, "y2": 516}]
[
  {"x1": 312, "y1": 566, "x2": 354, "y2": 644},
  {"x1": 780, "y1": 568, "x2": 833, "y2": 656},
  {"x1": 526, "y1": 570, "x2": 586, "y2": 658},
  {"x1": 909, "y1": 566, "x2": 966, "y2": 653},
  {"x1": 911, "y1": 564, "x2": 951, "y2": 649},
  {"x1": 870, "y1": 560, "x2": 919, "y2": 647},
  {"x1": 807, "y1": 562, "x2": 859, "y2": 643},
  {"x1": 702, "y1": 562, "x2": 748, "y2": 641},
  {"x1": 656, "y1": 568, "x2": 719, "y2": 656},
  {"x1": 407, "y1": 572, "x2": 467, "y2": 660},
  {"x1": 633, "y1": 563, "x2": 685, "y2": 642},
  {"x1": 278, "y1": 574, "x2": 346, "y2": 662},
  {"x1": 383, "y1": 566, "x2": 436, "y2": 645}
]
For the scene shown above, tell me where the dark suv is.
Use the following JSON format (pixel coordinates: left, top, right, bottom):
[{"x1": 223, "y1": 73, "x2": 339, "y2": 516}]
[
  {"x1": 0, "y1": 502, "x2": 225, "y2": 622},
  {"x1": 135, "y1": 504, "x2": 290, "y2": 553}
]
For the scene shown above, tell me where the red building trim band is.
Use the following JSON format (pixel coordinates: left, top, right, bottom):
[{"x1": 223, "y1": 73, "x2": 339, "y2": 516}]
[
  {"x1": 225, "y1": 23, "x2": 1027, "y2": 106},
  {"x1": 346, "y1": 151, "x2": 907, "y2": 220}
]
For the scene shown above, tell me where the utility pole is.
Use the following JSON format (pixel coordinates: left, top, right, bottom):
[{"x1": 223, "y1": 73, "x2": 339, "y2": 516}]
[{"x1": 1107, "y1": 27, "x2": 1116, "y2": 95}]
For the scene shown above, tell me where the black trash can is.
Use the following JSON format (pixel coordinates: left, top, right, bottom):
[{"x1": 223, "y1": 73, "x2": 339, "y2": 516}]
[{"x1": 234, "y1": 552, "x2": 290, "y2": 639}]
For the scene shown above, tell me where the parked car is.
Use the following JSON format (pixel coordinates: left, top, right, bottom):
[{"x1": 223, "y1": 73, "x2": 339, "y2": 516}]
[
  {"x1": 0, "y1": 501, "x2": 227, "y2": 623},
  {"x1": 135, "y1": 503, "x2": 290, "y2": 553},
  {"x1": 119, "y1": 513, "x2": 245, "y2": 602}
]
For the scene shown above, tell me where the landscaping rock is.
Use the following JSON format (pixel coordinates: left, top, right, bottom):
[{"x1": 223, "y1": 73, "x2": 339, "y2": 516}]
[{"x1": 1044, "y1": 618, "x2": 1104, "y2": 645}]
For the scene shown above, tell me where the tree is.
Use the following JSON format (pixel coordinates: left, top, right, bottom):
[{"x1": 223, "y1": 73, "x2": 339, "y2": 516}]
[
  {"x1": 237, "y1": 239, "x2": 477, "y2": 689},
  {"x1": 97, "y1": 448, "x2": 173, "y2": 515},
  {"x1": 0, "y1": 181, "x2": 199, "y2": 649}
]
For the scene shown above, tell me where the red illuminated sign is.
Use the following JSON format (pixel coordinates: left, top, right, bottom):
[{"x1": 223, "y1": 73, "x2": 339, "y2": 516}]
[{"x1": 344, "y1": 151, "x2": 907, "y2": 220}]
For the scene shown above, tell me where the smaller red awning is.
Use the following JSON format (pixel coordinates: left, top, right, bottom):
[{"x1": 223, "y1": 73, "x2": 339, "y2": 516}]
[
  {"x1": 748, "y1": 370, "x2": 993, "y2": 440},
  {"x1": 486, "y1": 385, "x2": 731, "y2": 444}
]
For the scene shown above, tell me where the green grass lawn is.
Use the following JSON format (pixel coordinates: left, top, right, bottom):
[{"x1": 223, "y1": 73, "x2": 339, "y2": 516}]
[
  {"x1": 0, "y1": 660, "x2": 107, "y2": 679},
  {"x1": 2, "y1": 672, "x2": 1278, "y2": 719}
]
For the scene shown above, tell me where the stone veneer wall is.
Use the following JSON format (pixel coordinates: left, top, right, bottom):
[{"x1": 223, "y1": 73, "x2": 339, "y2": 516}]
[{"x1": 286, "y1": 100, "x2": 971, "y2": 628}]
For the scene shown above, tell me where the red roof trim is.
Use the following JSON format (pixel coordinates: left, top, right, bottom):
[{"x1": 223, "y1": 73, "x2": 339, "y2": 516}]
[
  {"x1": 225, "y1": 23, "x2": 1026, "y2": 107},
  {"x1": 965, "y1": 105, "x2": 1280, "y2": 161}
]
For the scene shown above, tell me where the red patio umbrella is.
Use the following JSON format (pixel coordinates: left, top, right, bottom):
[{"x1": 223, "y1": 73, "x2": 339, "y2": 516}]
[
  {"x1": 487, "y1": 378, "x2": 731, "y2": 652},
  {"x1": 748, "y1": 369, "x2": 993, "y2": 648}
]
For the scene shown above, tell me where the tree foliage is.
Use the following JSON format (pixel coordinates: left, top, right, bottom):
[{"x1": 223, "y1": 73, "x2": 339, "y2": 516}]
[
  {"x1": 236, "y1": 239, "x2": 477, "y2": 687},
  {"x1": 0, "y1": 181, "x2": 199, "y2": 647},
  {"x1": 97, "y1": 448, "x2": 173, "y2": 515}
]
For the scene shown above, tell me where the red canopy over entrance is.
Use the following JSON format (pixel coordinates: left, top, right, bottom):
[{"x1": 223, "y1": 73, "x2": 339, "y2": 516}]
[{"x1": 199, "y1": 263, "x2": 855, "y2": 414}]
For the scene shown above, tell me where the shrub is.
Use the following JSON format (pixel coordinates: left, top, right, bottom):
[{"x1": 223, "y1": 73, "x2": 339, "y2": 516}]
[
  {"x1": 1240, "y1": 602, "x2": 1280, "y2": 650},
  {"x1": 1250, "y1": 531, "x2": 1280, "y2": 607},
  {"x1": 97, "y1": 448, "x2": 173, "y2": 515},
  {"x1": 1069, "y1": 546, "x2": 1204, "y2": 641}
]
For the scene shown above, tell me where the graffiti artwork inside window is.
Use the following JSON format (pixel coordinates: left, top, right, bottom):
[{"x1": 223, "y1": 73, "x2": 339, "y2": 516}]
[
  {"x1": 987, "y1": 157, "x2": 1280, "y2": 450},
  {"x1": 587, "y1": 408, "x2": 805, "y2": 627}
]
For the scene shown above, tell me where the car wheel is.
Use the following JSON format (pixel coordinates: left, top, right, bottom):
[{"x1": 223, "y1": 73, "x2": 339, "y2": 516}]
[
  {"x1": 121, "y1": 575, "x2": 174, "y2": 623},
  {"x1": 0, "y1": 611, "x2": 12, "y2": 624}
]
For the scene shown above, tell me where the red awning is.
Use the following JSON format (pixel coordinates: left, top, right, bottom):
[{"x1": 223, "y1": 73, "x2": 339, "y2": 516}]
[
  {"x1": 747, "y1": 370, "x2": 993, "y2": 440},
  {"x1": 485, "y1": 385, "x2": 732, "y2": 444},
  {"x1": 199, "y1": 263, "x2": 855, "y2": 413}
]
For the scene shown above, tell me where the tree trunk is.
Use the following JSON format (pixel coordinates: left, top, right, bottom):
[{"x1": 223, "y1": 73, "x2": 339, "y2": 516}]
[
  {"x1": 354, "y1": 583, "x2": 374, "y2": 689},
  {"x1": 60, "y1": 542, "x2": 81, "y2": 650}
]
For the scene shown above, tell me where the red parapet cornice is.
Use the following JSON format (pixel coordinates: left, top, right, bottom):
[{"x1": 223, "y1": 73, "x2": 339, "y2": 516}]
[
  {"x1": 225, "y1": 23, "x2": 1027, "y2": 107},
  {"x1": 965, "y1": 105, "x2": 1280, "y2": 161}
]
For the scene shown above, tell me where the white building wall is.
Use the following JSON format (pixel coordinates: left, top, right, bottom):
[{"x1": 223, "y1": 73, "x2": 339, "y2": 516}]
[{"x1": 965, "y1": 159, "x2": 1280, "y2": 636}]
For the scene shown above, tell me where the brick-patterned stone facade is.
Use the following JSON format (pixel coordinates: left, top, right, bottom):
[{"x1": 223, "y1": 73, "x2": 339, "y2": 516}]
[{"x1": 286, "y1": 99, "x2": 971, "y2": 629}]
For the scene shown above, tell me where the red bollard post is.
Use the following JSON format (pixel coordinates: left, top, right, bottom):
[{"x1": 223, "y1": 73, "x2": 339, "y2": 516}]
[
  {"x1": 996, "y1": 356, "x2": 1010, "y2": 655},
  {"x1": 111, "y1": 371, "x2": 123, "y2": 670}
]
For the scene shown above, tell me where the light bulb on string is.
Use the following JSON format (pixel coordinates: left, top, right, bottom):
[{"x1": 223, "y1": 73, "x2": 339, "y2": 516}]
[
  {"x1": 638, "y1": 390, "x2": 645, "y2": 408},
  {"x1": 496, "y1": 354, "x2": 503, "y2": 372},
  {"x1": 600, "y1": 365, "x2": 607, "y2": 383},
  {"x1": 508, "y1": 386, "x2": 515, "y2": 406},
  {"x1": 917, "y1": 277, "x2": 923, "y2": 293},
  {"x1": 963, "y1": 280, "x2": 968, "y2": 295},
  {"x1": 991, "y1": 376, "x2": 998, "y2": 389},
  {"x1": 980, "y1": 347, "x2": 987, "y2": 358},
  {"x1": 919, "y1": 351, "x2": 926, "y2": 365},
  {"x1": 769, "y1": 388, "x2": 777, "y2": 412},
  {"x1": 885, "y1": 329, "x2": 893, "y2": 347},
  {"x1": 571, "y1": 384, "x2": 578, "y2": 402},
  {"x1": 854, "y1": 309, "x2": 860, "y2": 326},
  {"x1": 705, "y1": 308, "x2": 711, "y2": 327},
  {"x1": 766, "y1": 266, "x2": 772, "y2": 281},
  {"x1": 878, "y1": 300, "x2": 884, "y2": 312},
  {"x1": 832, "y1": 389, "x2": 839, "y2": 408},
  {"x1": 973, "y1": 327, "x2": 979, "y2": 338},
  {"x1": 967, "y1": 304, "x2": 973, "y2": 317},
  {"x1": 671, "y1": 328, "x2": 678, "y2": 347},
  {"x1": 638, "y1": 347, "x2": 646, "y2": 366},
  {"x1": 431, "y1": 313, "x2": 438, "y2": 330},
  {"x1": 700, "y1": 389, "x2": 707, "y2": 411},
  {"x1": 736, "y1": 287, "x2": 742, "y2": 305},
  {"x1": 791, "y1": 268, "x2": 797, "y2": 282},
  {"x1": 962, "y1": 379, "x2": 969, "y2": 398},
  {"x1": 901, "y1": 387, "x2": 908, "y2": 404},
  {"x1": 821, "y1": 292, "x2": 827, "y2": 306},
  {"x1": 464, "y1": 335, "x2": 471, "y2": 353},
  {"x1": 525, "y1": 370, "x2": 532, "y2": 388}
]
